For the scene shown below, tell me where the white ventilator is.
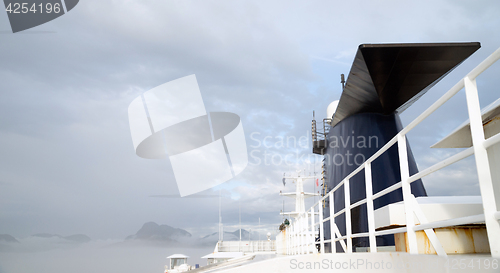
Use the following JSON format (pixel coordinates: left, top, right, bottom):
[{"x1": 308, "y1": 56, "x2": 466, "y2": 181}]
[{"x1": 128, "y1": 75, "x2": 248, "y2": 196}]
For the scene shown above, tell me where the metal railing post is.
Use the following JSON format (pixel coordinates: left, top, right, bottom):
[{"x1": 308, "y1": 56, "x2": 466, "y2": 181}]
[
  {"x1": 297, "y1": 218, "x2": 300, "y2": 255},
  {"x1": 318, "y1": 200, "x2": 325, "y2": 253},
  {"x1": 305, "y1": 212, "x2": 310, "y2": 253},
  {"x1": 300, "y1": 216, "x2": 304, "y2": 255},
  {"x1": 464, "y1": 76, "x2": 500, "y2": 258},
  {"x1": 365, "y1": 162, "x2": 377, "y2": 252},
  {"x1": 286, "y1": 225, "x2": 292, "y2": 255},
  {"x1": 344, "y1": 178, "x2": 353, "y2": 253},
  {"x1": 329, "y1": 191, "x2": 336, "y2": 253},
  {"x1": 293, "y1": 223, "x2": 296, "y2": 255},
  {"x1": 310, "y1": 207, "x2": 316, "y2": 253},
  {"x1": 398, "y1": 133, "x2": 418, "y2": 254},
  {"x1": 310, "y1": 214, "x2": 313, "y2": 254}
]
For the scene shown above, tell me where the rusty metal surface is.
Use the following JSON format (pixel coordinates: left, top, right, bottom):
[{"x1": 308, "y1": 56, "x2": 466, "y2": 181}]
[{"x1": 394, "y1": 226, "x2": 490, "y2": 254}]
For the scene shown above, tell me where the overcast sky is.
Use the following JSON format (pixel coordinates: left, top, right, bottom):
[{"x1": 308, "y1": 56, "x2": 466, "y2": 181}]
[{"x1": 1, "y1": 0, "x2": 500, "y2": 241}]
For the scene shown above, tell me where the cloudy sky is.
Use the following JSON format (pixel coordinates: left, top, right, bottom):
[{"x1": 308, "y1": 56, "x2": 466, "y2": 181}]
[{"x1": 1, "y1": 0, "x2": 500, "y2": 243}]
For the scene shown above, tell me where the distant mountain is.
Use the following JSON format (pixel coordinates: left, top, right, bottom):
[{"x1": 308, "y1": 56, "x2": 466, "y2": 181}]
[
  {"x1": 32, "y1": 233, "x2": 61, "y2": 238},
  {"x1": 125, "y1": 222, "x2": 192, "y2": 243},
  {"x1": 32, "y1": 233, "x2": 91, "y2": 243},
  {"x1": 64, "y1": 234, "x2": 91, "y2": 243},
  {"x1": 0, "y1": 234, "x2": 19, "y2": 243}
]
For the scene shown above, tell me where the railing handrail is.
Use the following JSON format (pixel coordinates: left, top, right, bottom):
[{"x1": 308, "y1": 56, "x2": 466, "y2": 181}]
[{"x1": 279, "y1": 46, "x2": 500, "y2": 258}]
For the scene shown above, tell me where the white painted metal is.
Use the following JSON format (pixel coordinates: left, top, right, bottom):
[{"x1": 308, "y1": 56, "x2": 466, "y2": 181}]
[
  {"x1": 300, "y1": 216, "x2": 305, "y2": 254},
  {"x1": 292, "y1": 224, "x2": 295, "y2": 255},
  {"x1": 409, "y1": 196, "x2": 447, "y2": 257},
  {"x1": 408, "y1": 147, "x2": 474, "y2": 183},
  {"x1": 328, "y1": 192, "x2": 335, "y2": 253},
  {"x1": 350, "y1": 199, "x2": 367, "y2": 210},
  {"x1": 372, "y1": 182, "x2": 403, "y2": 200},
  {"x1": 201, "y1": 252, "x2": 243, "y2": 259},
  {"x1": 274, "y1": 46, "x2": 500, "y2": 258},
  {"x1": 333, "y1": 208, "x2": 345, "y2": 218},
  {"x1": 483, "y1": 130, "x2": 500, "y2": 148},
  {"x1": 467, "y1": 47, "x2": 500, "y2": 79},
  {"x1": 413, "y1": 214, "x2": 485, "y2": 231},
  {"x1": 318, "y1": 201, "x2": 325, "y2": 253},
  {"x1": 332, "y1": 222, "x2": 347, "y2": 252},
  {"x1": 166, "y1": 254, "x2": 189, "y2": 259},
  {"x1": 288, "y1": 223, "x2": 291, "y2": 255},
  {"x1": 374, "y1": 196, "x2": 484, "y2": 229},
  {"x1": 374, "y1": 227, "x2": 407, "y2": 236},
  {"x1": 296, "y1": 177, "x2": 305, "y2": 214},
  {"x1": 217, "y1": 241, "x2": 276, "y2": 253},
  {"x1": 350, "y1": 232, "x2": 370, "y2": 238},
  {"x1": 432, "y1": 98, "x2": 500, "y2": 148},
  {"x1": 464, "y1": 76, "x2": 500, "y2": 258},
  {"x1": 310, "y1": 208, "x2": 315, "y2": 253},
  {"x1": 304, "y1": 211, "x2": 309, "y2": 253},
  {"x1": 280, "y1": 172, "x2": 319, "y2": 219},
  {"x1": 364, "y1": 162, "x2": 377, "y2": 253},
  {"x1": 344, "y1": 178, "x2": 352, "y2": 253},
  {"x1": 398, "y1": 134, "x2": 418, "y2": 254}
]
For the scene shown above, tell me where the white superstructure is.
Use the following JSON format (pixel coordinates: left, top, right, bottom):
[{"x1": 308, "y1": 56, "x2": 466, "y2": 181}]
[{"x1": 210, "y1": 46, "x2": 500, "y2": 272}]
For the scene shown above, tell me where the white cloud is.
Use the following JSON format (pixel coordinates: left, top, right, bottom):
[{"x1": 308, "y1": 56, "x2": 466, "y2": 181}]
[{"x1": 0, "y1": 0, "x2": 499, "y2": 249}]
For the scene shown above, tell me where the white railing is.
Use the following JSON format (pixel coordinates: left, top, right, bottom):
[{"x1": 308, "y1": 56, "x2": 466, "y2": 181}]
[
  {"x1": 278, "y1": 46, "x2": 500, "y2": 258},
  {"x1": 218, "y1": 240, "x2": 276, "y2": 253}
]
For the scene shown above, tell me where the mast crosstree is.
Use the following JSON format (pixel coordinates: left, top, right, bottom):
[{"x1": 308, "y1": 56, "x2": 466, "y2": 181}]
[{"x1": 280, "y1": 170, "x2": 320, "y2": 219}]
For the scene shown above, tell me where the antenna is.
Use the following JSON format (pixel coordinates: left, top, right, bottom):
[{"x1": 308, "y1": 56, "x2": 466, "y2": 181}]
[
  {"x1": 258, "y1": 217, "x2": 261, "y2": 241},
  {"x1": 239, "y1": 197, "x2": 241, "y2": 242},
  {"x1": 282, "y1": 200, "x2": 285, "y2": 221},
  {"x1": 314, "y1": 153, "x2": 316, "y2": 205},
  {"x1": 312, "y1": 111, "x2": 317, "y2": 144},
  {"x1": 218, "y1": 189, "x2": 223, "y2": 242}
]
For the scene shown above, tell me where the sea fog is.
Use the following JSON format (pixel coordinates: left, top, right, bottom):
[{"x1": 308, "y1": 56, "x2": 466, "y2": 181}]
[{"x1": 0, "y1": 240, "x2": 214, "y2": 273}]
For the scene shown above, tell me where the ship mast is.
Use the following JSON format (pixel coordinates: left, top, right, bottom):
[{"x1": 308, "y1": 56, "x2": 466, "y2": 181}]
[{"x1": 280, "y1": 170, "x2": 320, "y2": 219}]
